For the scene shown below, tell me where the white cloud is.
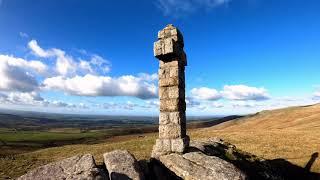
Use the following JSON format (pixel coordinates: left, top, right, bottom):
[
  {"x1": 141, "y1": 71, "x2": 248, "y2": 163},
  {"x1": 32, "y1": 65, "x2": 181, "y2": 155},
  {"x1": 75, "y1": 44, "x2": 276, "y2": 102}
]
[
  {"x1": 186, "y1": 97, "x2": 201, "y2": 107},
  {"x1": 190, "y1": 87, "x2": 221, "y2": 100},
  {"x1": 0, "y1": 91, "x2": 89, "y2": 109},
  {"x1": 28, "y1": 40, "x2": 111, "y2": 77},
  {"x1": 231, "y1": 101, "x2": 261, "y2": 108},
  {"x1": 222, "y1": 85, "x2": 270, "y2": 101},
  {"x1": 102, "y1": 101, "x2": 153, "y2": 110},
  {"x1": 42, "y1": 73, "x2": 157, "y2": 99},
  {"x1": 28, "y1": 40, "x2": 52, "y2": 58},
  {"x1": 6, "y1": 91, "x2": 43, "y2": 105},
  {"x1": 156, "y1": 0, "x2": 231, "y2": 17},
  {"x1": 208, "y1": 101, "x2": 224, "y2": 108},
  {"x1": 19, "y1": 32, "x2": 29, "y2": 38},
  {"x1": 54, "y1": 49, "x2": 77, "y2": 76},
  {"x1": 0, "y1": 55, "x2": 43, "y2": 92},
  {"x1": 145, "y1": 100, "x2": 160, "y2": 107},
  {"x1": 89, "y1": 54, "x2": 111, "y2": 74},
  {"x1": 138, "y1": 73, "x2": 158, "y2": 82},
  {"x1": 313, "y1": 91, "x2": 320, "y2": 100},
  {"x1": 0, "y1": 55, "x2": 48, "y2": 75}
]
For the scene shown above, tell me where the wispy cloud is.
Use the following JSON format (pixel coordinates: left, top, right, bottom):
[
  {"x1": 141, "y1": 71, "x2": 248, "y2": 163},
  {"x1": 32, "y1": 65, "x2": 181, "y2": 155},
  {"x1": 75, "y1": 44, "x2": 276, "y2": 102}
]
[
  {"x1": 19, "y1": 32, "x2": 29, "y2": 38},
  {"x1": 156, "y1": 0, "x2": 231, "y2": 17},
  {"x1": 221, "y1": 85, "x2": 270, "y2": 101}
]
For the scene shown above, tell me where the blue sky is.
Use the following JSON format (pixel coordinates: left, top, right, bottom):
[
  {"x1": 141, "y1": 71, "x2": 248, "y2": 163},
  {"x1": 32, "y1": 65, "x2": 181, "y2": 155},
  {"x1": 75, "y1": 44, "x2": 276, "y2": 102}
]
[{"x1": 0, "y1": 0, "x2": 320, "y2": 116}]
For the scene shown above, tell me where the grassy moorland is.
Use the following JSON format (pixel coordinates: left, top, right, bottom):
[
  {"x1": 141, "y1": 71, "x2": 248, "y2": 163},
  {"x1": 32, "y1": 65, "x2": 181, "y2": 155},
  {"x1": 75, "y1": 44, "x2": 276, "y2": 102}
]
[
  {"x1": 1, "y1": 105, "x2": 320, "y2": 178},
  {"x1": 193, "y1": 104, "x2": 320, "y2": 173}
]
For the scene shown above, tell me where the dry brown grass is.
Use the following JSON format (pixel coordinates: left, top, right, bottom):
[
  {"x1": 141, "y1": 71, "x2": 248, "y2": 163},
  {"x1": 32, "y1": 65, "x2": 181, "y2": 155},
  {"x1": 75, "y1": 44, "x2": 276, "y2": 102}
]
[{"x1": 191, "y1": 104, "x2": 320, "y2": 173}]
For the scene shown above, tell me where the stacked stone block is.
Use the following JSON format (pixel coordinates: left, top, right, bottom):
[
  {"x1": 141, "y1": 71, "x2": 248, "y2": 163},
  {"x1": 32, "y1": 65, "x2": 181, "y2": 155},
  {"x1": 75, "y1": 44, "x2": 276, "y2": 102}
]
[{"x1": 152, "y1": 24, "x2": 189, "y2": 158}]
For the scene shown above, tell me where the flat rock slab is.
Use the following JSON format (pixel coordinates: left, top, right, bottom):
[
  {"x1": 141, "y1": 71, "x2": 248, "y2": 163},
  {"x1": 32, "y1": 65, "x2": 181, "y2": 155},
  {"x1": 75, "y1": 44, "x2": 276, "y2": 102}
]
[
  {"x1": 159, "y1": 152, "x2": 247, "y2": 180},
  {"x1": 103, "y1": 150, "x2": 144, "y2": 180},
  {"x1": 18, "y1": 154, "x2": 107, "y2": 180}
]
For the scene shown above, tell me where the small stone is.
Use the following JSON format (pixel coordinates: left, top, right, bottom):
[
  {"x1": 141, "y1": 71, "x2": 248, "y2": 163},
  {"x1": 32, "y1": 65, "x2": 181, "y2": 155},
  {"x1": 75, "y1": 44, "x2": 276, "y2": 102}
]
[{"x1": 103, "y1": 150, "x2": 144, "y2": 180}]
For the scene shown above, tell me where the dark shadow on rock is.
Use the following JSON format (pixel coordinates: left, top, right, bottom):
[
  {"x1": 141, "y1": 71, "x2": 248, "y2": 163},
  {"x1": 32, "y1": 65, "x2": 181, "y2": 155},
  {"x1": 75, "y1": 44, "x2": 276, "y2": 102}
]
[
  {"x1": 148, "y1": 158, "x2": 182, "y2": 180},
  {"x1": 110, "y1": 172, "x2": 132, "y2": 180},
  {"x1": 305, "y1": 152, "x2": 319, "y2": 171},
  {"x1": 188, "y1": 142, "x2": 320, "y2": 180},
  {"x1": 267, "y1": 158, "x2": 320, "y2": 180},
  {"x1": 96, "y1": 164, "x2": 110, "y2": 180}
]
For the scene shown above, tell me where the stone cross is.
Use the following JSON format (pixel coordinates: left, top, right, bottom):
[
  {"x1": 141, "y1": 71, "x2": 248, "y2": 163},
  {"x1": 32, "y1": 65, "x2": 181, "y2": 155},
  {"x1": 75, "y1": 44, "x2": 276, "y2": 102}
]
[{"x1": 152, "y1": 24, "x2": 189, "y2": 158}]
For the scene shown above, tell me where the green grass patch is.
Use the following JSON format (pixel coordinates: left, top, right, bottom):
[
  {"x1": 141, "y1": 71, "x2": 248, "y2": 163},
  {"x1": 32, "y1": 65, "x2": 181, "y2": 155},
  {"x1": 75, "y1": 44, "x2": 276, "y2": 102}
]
[{"x1": 0, "y1": 130, "x2": 106, "y2": 143}]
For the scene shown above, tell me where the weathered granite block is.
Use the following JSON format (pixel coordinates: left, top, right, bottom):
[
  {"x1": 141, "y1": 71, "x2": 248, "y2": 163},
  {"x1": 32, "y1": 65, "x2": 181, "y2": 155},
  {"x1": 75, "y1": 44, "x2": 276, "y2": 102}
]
[
  {"x1": 158, "y1": 68, "x2": 169, "y2": 79},
  {"x1": 168, "y1": 86, "x2": 184, "y2": 99},
  {"x1": 158, "y1": 86, "x2": 169, "y2": 99},
  {"x1": 169, "y1": 111, "x2": 185, "y2": 124},
  {"x1": 18, "y1": 154, "x2": 107, "y2": 180},
  {"x1": 159, "y1": 152, "x2": 247, "y2": 180},
  {"x1": 160, "y1": 98, "x2": 186, "y2": 112},
  {"x1": 159, "y1": 124, "x2": 182, "y2": 139},
  {"x1": 171, "y1": 137, "x2": 190, "y2": 153},
  {"x1": 159, "y1": 111, "x2": 186, "y2": 125},
  {"x1": 159, "y1": 60, "x2": 179, "y2": 67},
  {"x1": 154, "y1": 38, "x2": 183, "y2": 59},
  {"x1": 103, "y1": 150, "x2": 145, "y2": 180},
  {"x1": 158, "y1": 77, "x2": 179, "y2": 87},
  {"x1": 158, "y1": 24, "x2": 184, "y2": 45},
  {"x1": 158, "y1": 65, "x2": 184, "y2": 79},
  {"x1": 159, "y1": 86, "x2": 184, "y2": 100},
  {"x1": 159, "y1": 112, "x2": 170, "y2": 125},
  {"x1": 154, "y1": 138, "x2": 171, "y2": 152}
]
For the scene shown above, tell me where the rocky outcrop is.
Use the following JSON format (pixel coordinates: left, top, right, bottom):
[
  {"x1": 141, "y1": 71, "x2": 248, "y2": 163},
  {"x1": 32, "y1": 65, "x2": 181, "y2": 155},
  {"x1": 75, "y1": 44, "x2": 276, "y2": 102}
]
[
  {"x1": 17, "y1": 139, "x2": 290, "y2": 180},
  {"x1": 159, "y1": 152, "x2": 246, "y2": 180},
  {"x1": 103, "y1": 150, "x2": 145, "y2": 180},
  {"x1": 17, "y1": 154, "x2": 107, "y2": 180},
  {"x1": 188, "y1": 139, "x2": 284, "y2": 180}
]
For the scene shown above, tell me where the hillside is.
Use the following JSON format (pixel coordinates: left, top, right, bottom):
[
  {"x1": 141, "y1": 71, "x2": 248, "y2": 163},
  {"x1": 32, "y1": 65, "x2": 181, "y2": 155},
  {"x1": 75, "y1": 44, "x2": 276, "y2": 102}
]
[
  {"x1": 211, "y1": 103, "x2": 320, "y2": 131},
  {"x1": 193, "y1": 103, "x2": 320, "y2": 173},
  {"x1": 1, "y1": 104, "x2": 320, "y2": 178}
]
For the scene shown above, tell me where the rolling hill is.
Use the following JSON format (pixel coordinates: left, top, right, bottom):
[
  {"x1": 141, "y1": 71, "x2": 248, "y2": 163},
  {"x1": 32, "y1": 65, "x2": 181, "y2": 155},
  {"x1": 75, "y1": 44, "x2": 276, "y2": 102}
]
[
  {"x1": 211, "y1": 103, "x2": 320, "y2": 131},
  {"x1": 193, "y1": 103, "x2": 320, "y2": 174}
]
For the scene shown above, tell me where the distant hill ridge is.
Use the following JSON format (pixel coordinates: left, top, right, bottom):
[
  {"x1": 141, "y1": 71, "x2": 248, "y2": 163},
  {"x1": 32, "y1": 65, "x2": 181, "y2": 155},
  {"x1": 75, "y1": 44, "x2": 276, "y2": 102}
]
[{"x1": 210, "y1": 103, "x2": 320, "y2": 131}]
